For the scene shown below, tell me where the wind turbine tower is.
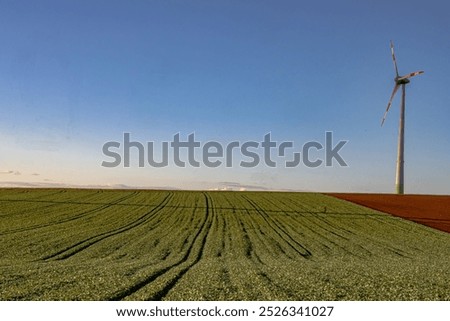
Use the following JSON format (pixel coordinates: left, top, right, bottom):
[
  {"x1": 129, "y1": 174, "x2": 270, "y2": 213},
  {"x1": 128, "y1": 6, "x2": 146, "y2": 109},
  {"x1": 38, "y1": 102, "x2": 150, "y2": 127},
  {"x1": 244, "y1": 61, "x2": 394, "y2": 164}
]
[{"x1": 381, "y1": 41, "x2": 423, "y2": 195}]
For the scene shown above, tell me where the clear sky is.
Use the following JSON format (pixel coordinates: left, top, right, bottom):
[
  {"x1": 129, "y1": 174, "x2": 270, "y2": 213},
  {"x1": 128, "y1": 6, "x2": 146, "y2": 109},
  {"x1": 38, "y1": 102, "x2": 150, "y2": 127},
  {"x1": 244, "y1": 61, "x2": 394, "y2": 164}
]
[{"x1": 0, "y1": 0, "x2": 449, "y2": 193}]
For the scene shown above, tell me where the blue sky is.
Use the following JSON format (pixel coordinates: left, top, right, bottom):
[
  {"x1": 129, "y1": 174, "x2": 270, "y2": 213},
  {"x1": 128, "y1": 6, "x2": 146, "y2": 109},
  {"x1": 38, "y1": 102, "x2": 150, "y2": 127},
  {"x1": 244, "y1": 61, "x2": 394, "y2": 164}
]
[{"x1": 0, "y1": 0, "x2": 449, "y2": 193}]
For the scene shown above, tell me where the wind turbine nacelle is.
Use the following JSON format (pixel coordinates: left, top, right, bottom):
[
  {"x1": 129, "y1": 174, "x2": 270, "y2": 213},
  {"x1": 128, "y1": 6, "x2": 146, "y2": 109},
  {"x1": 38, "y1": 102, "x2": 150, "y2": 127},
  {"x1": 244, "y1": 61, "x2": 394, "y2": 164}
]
[{"x1": 395, "y1": 77, "x2": 410, "y2": 85}]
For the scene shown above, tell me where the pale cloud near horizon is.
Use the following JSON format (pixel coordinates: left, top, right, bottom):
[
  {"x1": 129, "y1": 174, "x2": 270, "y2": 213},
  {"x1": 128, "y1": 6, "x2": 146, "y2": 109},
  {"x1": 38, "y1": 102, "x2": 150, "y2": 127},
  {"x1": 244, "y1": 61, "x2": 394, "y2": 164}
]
[
  {"x1": 210, "y1": 181, "x2": 298, "y2": 192},
  {"x1": 214, "y1": 181, "x2": 269, "y2": 191},
  {"x1": 0, "y1": 170, "x2": 21, "y2": 175}
]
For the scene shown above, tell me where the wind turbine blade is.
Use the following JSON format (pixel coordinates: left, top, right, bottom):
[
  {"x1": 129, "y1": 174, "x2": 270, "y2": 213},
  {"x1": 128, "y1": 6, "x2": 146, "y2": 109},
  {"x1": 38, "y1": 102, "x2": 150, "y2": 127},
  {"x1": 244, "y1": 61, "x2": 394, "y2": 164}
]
[
  {"x1": 390, "y1": 41, "x2": 399, "y2": 77},
  {"x1": 381, "y1": 84, "x2": 400, "y2": 126},
  {"x1": 398, "y1": 70, "x2": 424, "y2": 81}
]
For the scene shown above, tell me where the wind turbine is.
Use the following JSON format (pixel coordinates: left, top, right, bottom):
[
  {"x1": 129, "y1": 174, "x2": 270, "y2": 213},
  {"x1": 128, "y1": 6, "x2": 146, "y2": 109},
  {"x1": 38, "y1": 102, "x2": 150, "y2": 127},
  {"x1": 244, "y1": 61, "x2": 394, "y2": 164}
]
[{"x1": 381, "y1": 41, "x2": 423, "y2": 195}]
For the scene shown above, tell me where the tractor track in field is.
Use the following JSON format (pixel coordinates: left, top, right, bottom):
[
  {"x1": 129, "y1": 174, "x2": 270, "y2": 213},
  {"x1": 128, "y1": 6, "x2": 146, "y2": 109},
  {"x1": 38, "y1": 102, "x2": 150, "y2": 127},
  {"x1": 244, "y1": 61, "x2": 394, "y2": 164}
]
[
  {"x1": 109, "y1": 192, "x2": 214, "y2": 301},
  {"x1": 148, "y1": 193, "x2": 216, "y2": 300},
  {"x1": 238, "y1": 213, "x2": 280, "y2": 274},
  {"x1": 291, "y1": 201, "x2": 417, "y2": 258},
  {"x1": 0, "y1": 190, "x2": 107, "y2": 218},
  {"x1": 242, "y1": 195, "x2": 312, "y2": 258},
  {"x1": 257, "y1": 195, "x2": 361, "y2": 257},
  {"x1": 222, "y1": 193, "x2": 265, "y2": 261},
  {"x1": 40, "y1": 192, "x2": 174, "y2": 261},
  {"x1": 270, "y1": 201, "x2": 359, "y2": 255},
  {"x1": 0, "y1": 191, "x2": 142, "y2": 236},
  {"x1": 0, "y1": 190, "x2": 137, "y2": 207},
  {"x1": 25, "y1": 189, "x2": 68, "y2": 200},
  {"x1": 256, "y1": 195, "x2": 359, "y2": 255},
  {"x1": 219, "y1": 194, "x2": 295, "y2": 297},
  {"x1": 211, "y1": 205, "x2": 226, "y2": 258},
  {"x1": 288, "y1": 209, "x2": 409, "y2": 259},
  {"x1": 0, "y1": 201, "x2": 63, "y2": 219},
  {"x1": 223, "y1": 193, "x2": 277, "y2": 263},
  {"x1": 312, "y1": 215, "x2": 415, "y2": 258},
  {"x1": 240, "y1": 221, "x2": 255, "y2": 259},
  {"x1": 275, "y1": 196, "x2": 413, "y2": 258},
  {"x1": 0, "y1": 190, "x2": 96, "y2": 222}
]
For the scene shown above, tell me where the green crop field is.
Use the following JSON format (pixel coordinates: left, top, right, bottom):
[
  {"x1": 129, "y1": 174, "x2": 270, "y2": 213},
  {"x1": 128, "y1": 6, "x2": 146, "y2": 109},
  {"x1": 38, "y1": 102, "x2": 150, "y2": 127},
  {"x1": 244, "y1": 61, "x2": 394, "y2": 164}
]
[{"x1": 0, "y1": 188, "x2": 449, "y2": 300}]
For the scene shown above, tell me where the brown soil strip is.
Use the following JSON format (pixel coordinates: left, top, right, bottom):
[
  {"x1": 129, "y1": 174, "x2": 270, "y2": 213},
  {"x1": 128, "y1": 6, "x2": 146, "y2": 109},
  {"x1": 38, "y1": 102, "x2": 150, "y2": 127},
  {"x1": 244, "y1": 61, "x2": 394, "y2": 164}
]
[{"x1": 328, "y1": 193, "x2": 450, "y2": 233}]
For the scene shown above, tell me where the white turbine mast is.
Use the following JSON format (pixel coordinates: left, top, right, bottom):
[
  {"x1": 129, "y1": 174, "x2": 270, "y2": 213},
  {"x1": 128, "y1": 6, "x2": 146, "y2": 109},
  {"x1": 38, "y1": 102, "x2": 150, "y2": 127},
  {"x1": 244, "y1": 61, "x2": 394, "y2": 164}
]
[{"x1": 381, "y1": 41, "x2": 423, "y2": 194}]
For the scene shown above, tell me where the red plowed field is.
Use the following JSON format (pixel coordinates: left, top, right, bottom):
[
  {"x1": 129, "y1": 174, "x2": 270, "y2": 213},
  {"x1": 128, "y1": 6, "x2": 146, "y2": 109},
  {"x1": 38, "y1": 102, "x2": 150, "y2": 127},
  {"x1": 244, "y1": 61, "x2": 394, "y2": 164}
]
[{"x1": 329, "y1": 193, "x2": 450, "y2": 233}]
